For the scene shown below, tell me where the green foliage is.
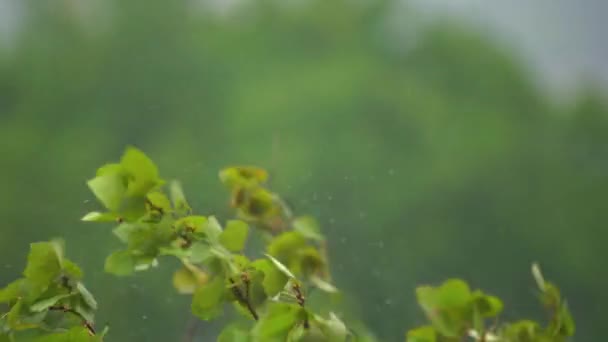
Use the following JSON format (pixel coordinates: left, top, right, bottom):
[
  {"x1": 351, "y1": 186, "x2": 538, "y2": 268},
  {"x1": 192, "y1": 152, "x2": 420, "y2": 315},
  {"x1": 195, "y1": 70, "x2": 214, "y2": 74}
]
[
  {"x1": 407, "y1": 264, "x2": 575, "y2": 341},
  {"x1": 0, "y1": 241, "x2": 102, "y2": 341},
  {"x1": 82, "y1": 148, "x2": 346, "y2": 341},
  {"x1": 3, "y1": 147, "x2": 577, "y2": 341}
]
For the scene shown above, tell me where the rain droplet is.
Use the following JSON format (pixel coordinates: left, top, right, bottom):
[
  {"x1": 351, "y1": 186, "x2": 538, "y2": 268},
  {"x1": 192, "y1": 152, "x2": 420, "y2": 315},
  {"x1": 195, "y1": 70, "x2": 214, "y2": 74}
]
[
  {"x1": 388, "y1": 169, "x2": 395, "y2": 176},
  {"x1": 142, "y1": 315, "x2": 148, "y2": 320}
]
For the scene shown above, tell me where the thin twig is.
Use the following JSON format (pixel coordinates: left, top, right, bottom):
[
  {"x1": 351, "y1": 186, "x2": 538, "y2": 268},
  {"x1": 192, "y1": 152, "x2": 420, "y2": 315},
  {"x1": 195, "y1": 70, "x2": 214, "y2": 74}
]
[
  {"x1": 182, "y1": 316, "x2": 199, "y2": 342},
  {"x1": 229, "y1": 277, "x2": 258, "y2": 321},
  {"x1": 292, "y1": 283, "x2": 309, "y2": 329}
]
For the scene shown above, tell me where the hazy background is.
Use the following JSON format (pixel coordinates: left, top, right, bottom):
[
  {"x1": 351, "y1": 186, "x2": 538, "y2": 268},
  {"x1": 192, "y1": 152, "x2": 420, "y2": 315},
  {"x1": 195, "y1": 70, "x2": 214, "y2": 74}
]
[{"x1": 0, "y1": 0, "x2": 606, "y2": 341}]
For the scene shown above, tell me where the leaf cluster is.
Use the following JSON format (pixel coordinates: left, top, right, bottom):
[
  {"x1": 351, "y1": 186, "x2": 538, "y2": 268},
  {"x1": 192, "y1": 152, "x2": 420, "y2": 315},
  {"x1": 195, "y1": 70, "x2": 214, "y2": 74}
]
[
  {"x1": 83, "y1": 148, "x2": 350, "y2": 341},
  {"x1": 0, "y1": 241, "x2": 105, "y2": 341},
  {"x1": 407, "y1": 264, "x2": 575, "y2": 342}
]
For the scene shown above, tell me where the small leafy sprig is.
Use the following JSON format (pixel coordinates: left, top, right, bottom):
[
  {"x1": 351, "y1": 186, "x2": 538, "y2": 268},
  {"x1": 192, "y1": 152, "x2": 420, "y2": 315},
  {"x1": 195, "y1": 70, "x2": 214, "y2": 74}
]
[
  {"x1": 82, "y1": 147, "x2": 348, "y2": 341},
  {"x1": 0, "y1": 240, "x2": 105, "y2": 341},
  {"x1": 406, "y1": 264, "x2": 575, "y2": 342}
]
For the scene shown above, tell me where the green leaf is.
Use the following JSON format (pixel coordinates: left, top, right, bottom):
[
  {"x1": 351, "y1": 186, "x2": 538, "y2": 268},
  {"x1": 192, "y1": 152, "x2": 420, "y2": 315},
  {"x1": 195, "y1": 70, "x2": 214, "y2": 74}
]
[
  {"x1": 33, "y1": 326, "x2": 95, "y2": 342},
  {"x1": 189, "y1": 242, "x2": 213, "y2": 264},
  {"x1": 501, "y1": 320, "x2": 540, "y2": 341},
  {"x1": 175, "y1": 216, "x2": 207, "y2": 233},
  {"x1": 471, "y1": 291, "x2": 503, "y2": 318},
  {"x1": 30, "y1": 294, "x2": 73, "y2": 312},
  {"x1": 125, "y1": 222, "x2": 174, "y2": 258},
  {"x1": 7, "y1": 297, "x2": 22, "y2": 329},
  {"x1": 120, "y1": 146, "x2": 162, "y2": 196},
  {"x1": 86, "y1": 173, "x2": 126, "y2": 212},
  {"x1": 218, "y1": 324, "x2": 251, "y2": 342},
  {"x1": 112, "y1": 223, "x2": 139, "y2": 243},
  {"x1": 287, "y1": 325, "x2": 306, "y2": 342},
  {"x1": 80, "y1": 211, "x2": 117, "y2": 222},
  {"x1": 219, "y1": 166, "x2": 269, "y2": 189},
  {"x1": 191, "y1": 277, "x2": 225, "y2": 320},
  {"x1": 170, "y1": 181, "x2": 191, "y2": 215},
  {"x1": 62, "y1": 259, "x2": 83, "y2": 280},
  {"x1": 76, "y1": 283, "x2": 97, "y2": 310},
  {"x1": 146, "y1": 192, "x2": 172, "y2": 213},
  {"x1": 24, "y1": 242, "x2": 63, "y2": 292},
  {"x1": 220, "y1": 220, "x2": 250, "y2": 252},
  {"x1": 204, "y1": 216, "x2": 224, "y2": 242},
  {"x1": 550, "y1": 302, "x2": 575, "y2": 337},
  {"x1": 265, "y1": 254, "x2": 296, "y2": 279},
  {"x1": 298, "y1": 247, "x2": 325, "y2": 276},
  {"x1": 252, "y1": 302, "x2": 304, "y2": 342},
  {"x1": 251, "y1": 259, "x2": 288, "y2": 297},
  {"x1": 310, "y1": 275, "x2": 338, "y2": 294},
  {"x1": 0, "y1": 279, "x2": 26, "y2": 303},
  {"x1": 96, "y1": 163, "x2": 124, "y2": 177},
  {"x1": 241, "y1": 189, "x2": 277, "y2": 219},
  {"x1": 266, "y1": 231, "x2": 307, "y2": 264},
  {"x1": 172, "y1": 265, "x2": 208, "y2": 295},
  {"x1": 104, "y1": 250, "x2": 134, "y2": 276},
  {"x1": 406, "y1": 325, "x2": 436, "y2": 342},
  {"x1": 415, "y1": 279, "x2": 472, "y2": 337},
  {"x1": 72, "y1": 299, "x2": 95, "y2": 324},
  {"x1": 316, "y1": 312, "x2": 348, "y2": 342},
  {"x1": 293, "y1": 216, "x2": 324, "y2": 241}
]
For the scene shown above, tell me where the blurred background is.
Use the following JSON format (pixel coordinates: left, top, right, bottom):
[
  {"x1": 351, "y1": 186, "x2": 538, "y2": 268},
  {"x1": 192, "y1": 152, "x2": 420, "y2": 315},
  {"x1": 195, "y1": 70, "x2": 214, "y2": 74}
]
[{"x1": 0, "y1": 0, "x2": 606, "y2": 341}]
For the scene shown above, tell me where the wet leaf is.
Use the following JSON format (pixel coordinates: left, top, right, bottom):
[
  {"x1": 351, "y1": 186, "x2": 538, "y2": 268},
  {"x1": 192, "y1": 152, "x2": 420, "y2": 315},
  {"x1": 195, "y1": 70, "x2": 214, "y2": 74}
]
[
  {"x1": 120, "y1": 146, "x2": 162, "y2": 197},
  {"x1": 104, "y1": 250, "x2": 134, "y2": 276},
  {"x1": 80, "y1": 212, "x2": 117, "y2": 222},
  {"x1": 30, "y1": 294, "x2": 73, "y2": 312},
  {"x1": 24, "y1": 242, "x2": 63, "y2": 293},
  {"x1": 0, "y1": 279, "x2": 27, "y2": 303},
  {"x1": 86, "y1": 173, "x2": 126, "y2": 212},
  {"x1": 191, "y1": 277, "x2": 225, "y2": 320},
  {"x1": 252, "y1": 302, "x2": 304, "y2": 342},
  {"x1": 406, "y1": 325, "x2": 436, "y2": 342},
  {"x1": 220, "y1": 220, "x2": 249, "y2": 252},
  {"x1": 265, "y1": 254, "x2": 296, "y2": 279},
  {"x1": 76, "y1": 283, "x2": 97, "y2": 310},
  {"x1": 251, "y1": 259, "x2": 288, "y2": 297},
  {"x1": 293, "y1": 216, "x2": 324, "y2": 242},
  {"x1": 415, "y1": 279, "x2": 472, "y2": 337},
  {"x1": 218, "y1": 323, "x2": 251, "y2": 342}
]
